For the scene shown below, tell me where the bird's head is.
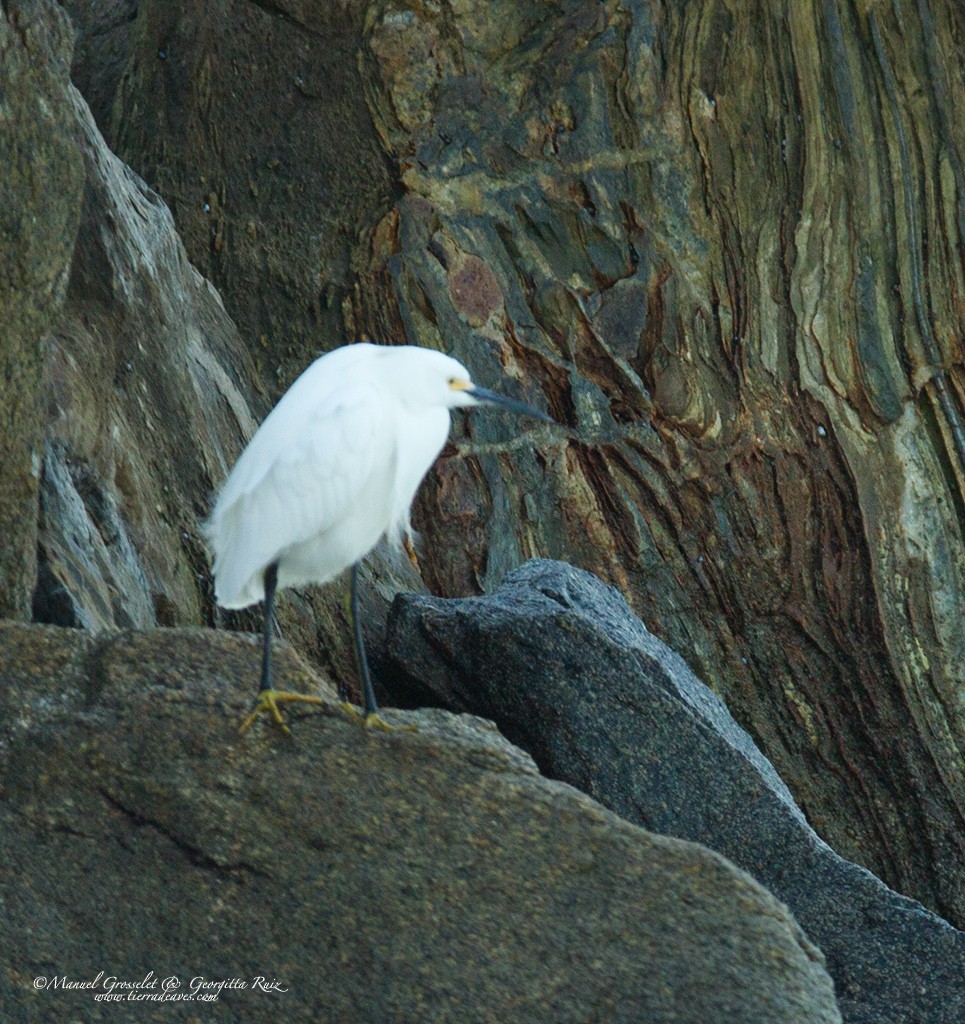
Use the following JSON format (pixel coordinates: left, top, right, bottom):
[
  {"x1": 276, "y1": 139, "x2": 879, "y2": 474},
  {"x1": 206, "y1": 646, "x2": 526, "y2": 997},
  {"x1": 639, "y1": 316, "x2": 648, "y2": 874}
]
[{"x1": 403, "y1": 348, "x2": 554, "y2": 422}]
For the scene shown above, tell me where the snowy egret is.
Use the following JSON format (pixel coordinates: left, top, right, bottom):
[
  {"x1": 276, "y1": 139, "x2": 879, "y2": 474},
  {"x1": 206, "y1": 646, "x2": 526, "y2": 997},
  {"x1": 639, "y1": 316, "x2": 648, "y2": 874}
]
[{"x1": 205, "y1": 342, "x2": 552, "y2": 732}]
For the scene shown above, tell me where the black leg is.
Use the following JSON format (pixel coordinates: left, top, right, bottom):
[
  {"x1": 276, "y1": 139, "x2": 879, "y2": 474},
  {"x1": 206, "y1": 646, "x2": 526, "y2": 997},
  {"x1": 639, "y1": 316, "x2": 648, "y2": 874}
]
[
  {"x1": 239, "y1": 559, "x2": 328, "y2": 735},
  {"x1": 351, "y1": 563, "x2": 379, "y2": 716},
  {"x1": 260, "y1": 561, "x2": 279, "y2": 694}
]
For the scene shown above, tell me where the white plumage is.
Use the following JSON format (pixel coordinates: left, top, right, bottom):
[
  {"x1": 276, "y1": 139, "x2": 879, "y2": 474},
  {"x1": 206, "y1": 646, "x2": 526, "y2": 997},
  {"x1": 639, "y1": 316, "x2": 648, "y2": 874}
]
[
  {"x1": 204, "y1": 341, "x2": 550, "y2": 730},
  {"x1": 206, "y1": 344, "x2": 460, "y2": 608}
]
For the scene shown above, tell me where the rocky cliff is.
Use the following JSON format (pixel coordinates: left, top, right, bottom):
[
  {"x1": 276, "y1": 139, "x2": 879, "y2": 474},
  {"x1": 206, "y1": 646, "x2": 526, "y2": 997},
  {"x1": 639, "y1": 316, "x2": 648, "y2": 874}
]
[
  {"x1": 2, "y1": 0, "x2": 964, "y2": 1019},
  {"x1": 53, "y1": 0, "x2": 965, "y2": 926}
]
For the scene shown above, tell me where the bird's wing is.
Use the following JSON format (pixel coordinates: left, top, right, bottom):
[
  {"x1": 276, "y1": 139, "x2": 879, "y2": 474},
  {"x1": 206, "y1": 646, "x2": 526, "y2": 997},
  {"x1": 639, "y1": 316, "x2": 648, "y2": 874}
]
[{"x1": 206, "y1": 371, "x2": 391, "y2": 607}]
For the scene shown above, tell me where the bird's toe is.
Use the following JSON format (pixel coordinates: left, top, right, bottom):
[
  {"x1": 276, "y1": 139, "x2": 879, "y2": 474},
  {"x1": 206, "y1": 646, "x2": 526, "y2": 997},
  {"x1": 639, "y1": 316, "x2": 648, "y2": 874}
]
[
  {"x1": 239, "y1": 690, "x2": 327, "y2": 734},
  {"x1": 338, "y1": 701, "x2": 417, "y2": 733}
]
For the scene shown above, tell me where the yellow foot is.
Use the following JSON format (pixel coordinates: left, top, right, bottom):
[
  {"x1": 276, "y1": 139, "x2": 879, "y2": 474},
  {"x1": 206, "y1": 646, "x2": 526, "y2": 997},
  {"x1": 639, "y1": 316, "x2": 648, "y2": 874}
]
[
  {"x1": 339, "y1": 701, "x2": 418, "y2": 732},
  {"x1": 239, "y1": 690, "x2": 327, "y2": 735}
]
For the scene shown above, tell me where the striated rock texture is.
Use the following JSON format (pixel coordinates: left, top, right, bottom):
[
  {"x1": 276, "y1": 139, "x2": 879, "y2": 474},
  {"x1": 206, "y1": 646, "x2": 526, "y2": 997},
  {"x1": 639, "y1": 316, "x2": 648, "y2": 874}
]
[
  {"x1": 73, "y1": 0, "x2": 965, "y2": 927},
  {"x1": 80, "y1": 0, "x2": 395, "y2": 385},
  {"x1": 0, "y1": 0, "x2": 84, "y2": 619},
  {"x1": 0, "y1": 622, "x2": 840, "y2": 1024},
  {"x1": 387, "y1": 560, "x2": 965, "y2": 1024},
  {"x1": 361, "y1": 0, "x2": 965, "y2": 931},
  {"x1": 37, "y1": 82, "x2": 259, "y2": 634},
  {"x1": 0, "y1": 2, "x2": 958, "y2": 1015}
]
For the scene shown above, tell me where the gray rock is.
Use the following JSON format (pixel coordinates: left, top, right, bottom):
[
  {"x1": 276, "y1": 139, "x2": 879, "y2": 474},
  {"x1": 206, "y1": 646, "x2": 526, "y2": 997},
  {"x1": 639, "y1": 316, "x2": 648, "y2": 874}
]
[
  {"x1": 386, "y1": 559, "x2": 965, "y2": 1024},
  {"x1": 0, "y1": 0, "x2": 84, "y2": 619},
  {"x1": 33, "y1": 82, "x2": 263, "y2": 633},
  {"x1": 0, "y1": 621, "x2": 839, "y2": 1023},
  {"x1": 34, "y1": 438, "x2": 157, "y2": 629}
]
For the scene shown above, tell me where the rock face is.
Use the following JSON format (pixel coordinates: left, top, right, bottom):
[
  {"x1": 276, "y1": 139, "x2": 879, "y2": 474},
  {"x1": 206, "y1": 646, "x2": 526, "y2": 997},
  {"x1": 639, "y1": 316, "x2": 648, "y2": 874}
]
[
  {"x1": 36, "y1": 82, "x2": 260, "y2": 634},
  {"x1": 12, "y1": 0, "x2": 369, "y2": 695},
  {"x1": 0, "y1": 622, "x2": 839, "y2": 1023},
  {"x1": 66, "y1": 0, "x2": 965, "y2": 928},
  {"x1": 0, "y1": 0, "x2": 262, "y2": 638},
  {"x1": 2, "y1": 2, "x2": 960, "y2": 1011},
  {"x1": 87, "y1": 0, "x2": 393, "y2": 385},
  {"x1": 386, "y1": 560, "x2": 965, "y2": 1024},
  {"x1": 362, "y1": 0, "x2": 965, "y2": 930},
  {"x1": 0, "y1": 0, "x2": 84, "y2": 618}
]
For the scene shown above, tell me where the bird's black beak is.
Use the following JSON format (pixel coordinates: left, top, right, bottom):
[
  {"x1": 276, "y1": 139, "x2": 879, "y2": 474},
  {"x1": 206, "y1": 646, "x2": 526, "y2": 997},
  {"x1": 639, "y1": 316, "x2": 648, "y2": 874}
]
[{"x1": 468, "y1": 386, "x2": 556, "y2": 424}]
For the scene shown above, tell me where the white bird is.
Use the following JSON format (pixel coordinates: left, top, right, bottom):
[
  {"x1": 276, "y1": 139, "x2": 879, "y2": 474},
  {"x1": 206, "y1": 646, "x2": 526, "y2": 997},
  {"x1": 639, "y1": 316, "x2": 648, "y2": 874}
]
[{"x1": 205, "y1": 342, "x2": 551, "y2": 732}]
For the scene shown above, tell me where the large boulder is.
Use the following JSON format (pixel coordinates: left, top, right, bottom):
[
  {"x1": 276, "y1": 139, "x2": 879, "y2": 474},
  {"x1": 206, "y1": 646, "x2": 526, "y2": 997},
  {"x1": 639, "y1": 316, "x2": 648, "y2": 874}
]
[
  {"x1": 0, "y1": 620, "x2": 839, "y2": 1023},
  {"x1": 386, "y1": 559, "x2": 965, "y2": 1024}
]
